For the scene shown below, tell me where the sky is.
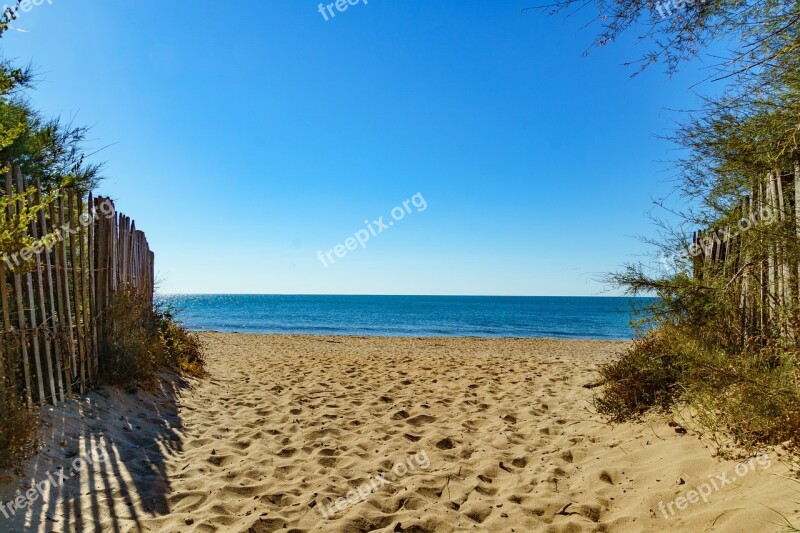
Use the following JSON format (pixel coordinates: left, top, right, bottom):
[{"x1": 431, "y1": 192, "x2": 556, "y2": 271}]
[{"x1": 0, "y1": 0, "x2": 716, "y2": 295}]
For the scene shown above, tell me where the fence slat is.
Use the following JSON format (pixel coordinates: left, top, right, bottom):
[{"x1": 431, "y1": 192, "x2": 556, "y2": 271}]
[
  {"x1": 7, "y1": 170, "x2": 32, "y2": 406},
  {"x1": 30, "y1": 177, "x2": 57, "y2": 405},
  {"x1": 49, "y1": 200, "x2": 71, "y2": 398},
  {"x1": 38, "y1": 179, "x2": 64, "y2": 402},
  {"x1": 67, "y1": 189, "x2": 86, "y2": 393},
  {"x1": 17, "y1": 169, "x2": 47, "y2": 406},
  {"x1": 57, "y1": 196, "x2": 77, "y2": 388},
  {"x1": 88, "y1": 193, "x2": 98, "y2": 378},
  {"x1": 78, "y1": 194, "x2": 92, "y2": 383},
  {"x1": 0, "y1": 177, "x2": 10, "y2": 390}
]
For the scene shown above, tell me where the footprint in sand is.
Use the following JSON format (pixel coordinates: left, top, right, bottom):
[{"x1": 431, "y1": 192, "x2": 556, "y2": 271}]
[
  {"x1": 436, "y1": 437, "x2": 457, "y2": 450},
  {"x1": 246, "y1": 516, "x2": 286, "y2": 532},
  {"x1": 599, "y1": 471, "x2": 614, "y2": 484},
  {"x1": 271, "y1": 446, "x2": 293, "y2": 458},
  {"x1": 406, "y1": 414, "x2": 436, "y2": 426},
  {"x1": 475, "y1": 484, "x2": 498, "y2": 496},
  {"x1": 511, "y1": 457, "x2": 529, "y2": 468},
  {"x1": 206, "y1": 454, "x2": 235, "y2": 468},
  {"x1": 318, "y1": 457, "x2": 338, "y2": 467},
  {"x1": 463, "y1": 505, "x2": 493, "y2": 524}
]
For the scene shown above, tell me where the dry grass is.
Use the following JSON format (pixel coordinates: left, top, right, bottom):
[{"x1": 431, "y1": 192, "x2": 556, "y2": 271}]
[
  {"x1": 99, "y1": 287, "x2": 205, "y2": 387},
  {"x1": 684, "y1": 344, "x2": 800, "y2": 451},
  {"x1": 597, "y1": 325, "x2": 800, "y2": 454},
  {"x1": 159, "y1": 310, "x2": 205, "y2": 378},
  {"x1": 0, "y1": 385, "x2": 38, "y2": 470},
  {"x1": 594, "y1": 327, "x2": 686, "y2": 421}
]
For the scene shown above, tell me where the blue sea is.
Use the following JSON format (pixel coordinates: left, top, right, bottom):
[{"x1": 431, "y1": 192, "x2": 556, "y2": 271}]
[{"x1": 157, "y1": 295, "x2": 651, "y2": 340}]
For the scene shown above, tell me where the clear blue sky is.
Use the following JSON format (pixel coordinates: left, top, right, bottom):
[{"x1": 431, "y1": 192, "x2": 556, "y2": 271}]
[{"x1": 1, "y1": 1, "x2": 712, "y2": 295}]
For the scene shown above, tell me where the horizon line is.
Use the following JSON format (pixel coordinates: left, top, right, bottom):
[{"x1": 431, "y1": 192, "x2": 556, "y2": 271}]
[{"x1": 155, "y1": 293, "x2": 645, "y2": 298}]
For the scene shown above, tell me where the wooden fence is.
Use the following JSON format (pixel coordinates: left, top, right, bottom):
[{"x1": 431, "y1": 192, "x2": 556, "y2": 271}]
[
  {"x1": 0, "y1": 166, "x2": 154, "y2": 406},
  {"x1": 692, "y1": 166, "x2": 800, "y2": 343}
]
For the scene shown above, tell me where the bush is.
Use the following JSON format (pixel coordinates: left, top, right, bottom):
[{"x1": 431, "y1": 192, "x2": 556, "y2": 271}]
[
  {"x1": 595, "y1": 327, "x2": 687, "y2": 421},
  {"x1": 99, "y1": 287, "x2": 205, "y2": 387},
  {"x1": 0, "y1": 385, "x2": 37, "y2": 470},
  {"x1": 682, "y1": 344, "x2": 800, "y2": 450},
  {"x1": 597, "y1": 324, "x2": 800, "y2": 452},
  {"x1": 158, "y1": 310, "x2": 205, "y2": 378}
]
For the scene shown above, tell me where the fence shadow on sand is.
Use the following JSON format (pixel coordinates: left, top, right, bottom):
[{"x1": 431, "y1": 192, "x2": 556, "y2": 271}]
[{"x1": 0, "y1": 375, "x2": 189, "y2": 533}]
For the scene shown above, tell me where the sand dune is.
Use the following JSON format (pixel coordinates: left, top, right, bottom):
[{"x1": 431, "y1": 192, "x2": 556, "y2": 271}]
[{"x1": 1, "y1": 333, "x2": 798, "y2": 532}]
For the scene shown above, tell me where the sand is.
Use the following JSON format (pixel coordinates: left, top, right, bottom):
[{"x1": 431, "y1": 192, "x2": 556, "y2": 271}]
[{"x1": 1, "y1": 332, "x2": 798, "y2": 532}]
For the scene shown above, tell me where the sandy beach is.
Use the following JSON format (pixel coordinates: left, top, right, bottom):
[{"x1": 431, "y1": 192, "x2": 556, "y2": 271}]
[{"x1": 1, "y1": 333, "x2": 798, "y2": 532}]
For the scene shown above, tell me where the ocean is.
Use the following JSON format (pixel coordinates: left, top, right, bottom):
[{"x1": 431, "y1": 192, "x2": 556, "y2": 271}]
[{"x1": 157, "y1": 295, "x2": 651, "y2": 340}]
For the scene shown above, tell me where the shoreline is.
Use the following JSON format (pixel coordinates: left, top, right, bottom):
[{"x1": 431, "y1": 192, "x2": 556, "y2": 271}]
[
  {"x1": 185, "y1": 330, "x2": 637, "y2": 341},
  {"x1": 1, "y1": 333, "x2": 797, "y2": 532}
]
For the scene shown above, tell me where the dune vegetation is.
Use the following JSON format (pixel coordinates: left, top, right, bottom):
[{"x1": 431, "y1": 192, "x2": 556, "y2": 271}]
[{"x1": 537, "y1": 0, "x2": 800, "y2": 454}]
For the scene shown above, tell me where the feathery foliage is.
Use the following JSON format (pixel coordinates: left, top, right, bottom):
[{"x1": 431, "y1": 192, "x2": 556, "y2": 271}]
[{"x1": 536, "y1": 0, "x2": 800, "y2": 454}]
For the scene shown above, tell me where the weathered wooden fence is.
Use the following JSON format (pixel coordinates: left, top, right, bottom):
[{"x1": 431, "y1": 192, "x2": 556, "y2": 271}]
[
  {"x1": 692, "y1": 166, "x2": 800, "y2": 342},
  {"x1": 0, "y1": 166, "x2": 154, "y2": 406}
]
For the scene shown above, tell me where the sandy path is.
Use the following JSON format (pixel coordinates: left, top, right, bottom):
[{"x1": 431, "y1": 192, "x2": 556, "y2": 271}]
[{"x1": 1, "y1": 333, "x2": 798, "y2": 532}]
